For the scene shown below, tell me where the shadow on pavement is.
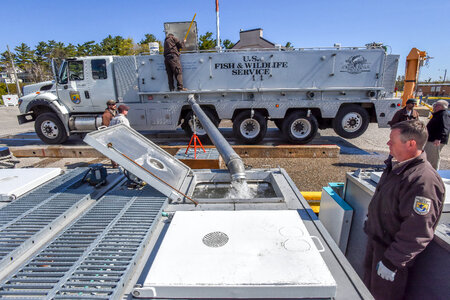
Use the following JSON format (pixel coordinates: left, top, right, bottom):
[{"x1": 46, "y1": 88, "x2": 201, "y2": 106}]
[
  {"x1": 318, "y1": 136, "x2": 374, "y2": 155},
  {"x1": 0, "y1": 132, "x2": 84, "y2": 147}
]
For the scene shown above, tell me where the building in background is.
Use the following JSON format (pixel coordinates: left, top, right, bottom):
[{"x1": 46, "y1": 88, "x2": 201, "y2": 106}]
[
  {"x1": 231, "y1": 28, "x2": 277, "y2": 50},
  {"x1": 417, "y1": 83, "x2": 450, "y2": 97},
  {"x1": 0, "y1": 68, "x2": 28, "y2": 84}
]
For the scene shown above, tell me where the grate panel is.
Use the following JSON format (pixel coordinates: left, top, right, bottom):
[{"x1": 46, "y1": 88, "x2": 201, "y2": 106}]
[{"x1": 0, "y1": 184, "x2": 166, "y2": 300}]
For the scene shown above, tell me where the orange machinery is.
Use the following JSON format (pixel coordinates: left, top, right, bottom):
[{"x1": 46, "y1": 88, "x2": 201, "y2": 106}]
[{"x1": 402, "y1": 48, "x2": 428, "y2": 105}]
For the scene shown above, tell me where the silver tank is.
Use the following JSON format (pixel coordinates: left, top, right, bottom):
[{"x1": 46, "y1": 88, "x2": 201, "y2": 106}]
[{"x1": 69, "y1": 115, "x2": 103, "y2": 131}]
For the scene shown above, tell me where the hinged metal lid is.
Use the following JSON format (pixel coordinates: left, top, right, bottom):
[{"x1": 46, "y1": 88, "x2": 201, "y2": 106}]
[
  {"x1": 164, "y1": 21, "x2": 198, "y2": 51},
  {"x1": 84, "y1": 125, "x2": 193, "y2": 200},
  {"x1": 137, "y1": 210, "x2": 336, "y2": 298}
]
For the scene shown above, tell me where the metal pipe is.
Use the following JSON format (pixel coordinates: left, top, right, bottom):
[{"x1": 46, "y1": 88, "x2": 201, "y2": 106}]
[
  {"x1": 187, "y1": 94, "x2": 246, "y2": 181},
  {"x1": 215, "y1": 0, "x2": 221, "y2": 50}
]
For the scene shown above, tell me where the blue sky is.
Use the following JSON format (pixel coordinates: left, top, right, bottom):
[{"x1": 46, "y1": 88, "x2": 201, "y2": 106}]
[{"x1": 1, "y1": 0, "x2": 448, "y2": 81}]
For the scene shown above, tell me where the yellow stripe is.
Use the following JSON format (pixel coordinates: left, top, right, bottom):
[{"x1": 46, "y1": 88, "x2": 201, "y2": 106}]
[{"x1": 301, "y1": 191, "x2": 322, "y2": 201}]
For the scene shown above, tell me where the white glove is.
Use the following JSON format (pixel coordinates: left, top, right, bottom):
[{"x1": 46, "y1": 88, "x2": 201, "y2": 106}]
[{"x1": 376, "y1": 261, "x2": 396, "y2": 281}]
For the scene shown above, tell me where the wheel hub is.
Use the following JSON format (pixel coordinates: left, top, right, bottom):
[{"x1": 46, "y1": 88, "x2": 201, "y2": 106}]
[
  {"x1": 291, "y1": 119, "x2": 311, "y2": 138},
  {"x1": 342, "y1": 113, "x2": 362, "y2": 132},
  {"x1": 41, "y1": 120, "x2": 59, "y2": 139},
  {"x1": 240, "y1": 118, "x2": 260, "y2": 139},
  {"x1": 243, "y1": 122, "x2": 255, "y2": 132}
]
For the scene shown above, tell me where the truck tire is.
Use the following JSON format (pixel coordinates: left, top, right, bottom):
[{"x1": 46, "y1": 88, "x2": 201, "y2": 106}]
[
  {"x1": 332, "y1": 105, "x2": 369, "y2": 139},
  {"x1": 282, "y1": 111, "x2": 318, "y2": 144},
  {"x1": 182, "y1": 110, "x2": 219, "y2": 140},
  {"x1": 233, "y1": 110, "x2": 267, "y2": 144},
  {"x1": 35, "y1": 112, "x2": 68, "y2": 144}
]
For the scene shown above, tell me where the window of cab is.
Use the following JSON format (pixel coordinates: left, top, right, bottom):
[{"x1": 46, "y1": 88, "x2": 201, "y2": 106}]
[
  {"x1": 91, "y1": 59, "x2": 107, "y2": 80},
  {"x1": 68, "y1": 61, "x2": 84, "y2": 81}
]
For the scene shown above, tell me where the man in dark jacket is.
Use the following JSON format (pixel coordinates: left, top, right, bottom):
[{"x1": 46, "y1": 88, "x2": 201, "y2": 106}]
[
  {"x1": 164, "y1": 33, "x2": 187, "y2": 91},
  {"x1": 424, "y1": 99, "x2": 450, "y2": 169},
  {"x1": 364, "y1": 120, "x2": 445, "y2": 300},
  {"x1": 102, "y1": 99, "x2": 117, "y2": 126},
  {"x1": 387, "y1": 98, "x2": 420, "y2": 126}
]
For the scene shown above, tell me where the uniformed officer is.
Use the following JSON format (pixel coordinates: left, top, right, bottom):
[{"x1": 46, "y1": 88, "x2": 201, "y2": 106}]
[
  {"x1": 164, "y1": 33, "x2": 187, "y2": 92},
  {"x1": 363, "y1": 120, "x2": 445, "y2": 300}
]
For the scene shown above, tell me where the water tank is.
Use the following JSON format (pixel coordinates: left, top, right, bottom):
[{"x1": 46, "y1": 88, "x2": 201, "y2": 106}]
[{"x1": 149, "y1": 42, "x2": 159, "y2": 55}]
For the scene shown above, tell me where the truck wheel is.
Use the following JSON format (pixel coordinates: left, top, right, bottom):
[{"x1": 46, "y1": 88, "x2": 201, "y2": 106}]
[
  {"x1": 182, "y1": 110, "x2": 219, "y2": 139},
  {"x1": 233, "y1": 110, "x2": 267, "y2": 144},
  {"x1": 332, "y1": 105, "x2": 369, "y2": 139},
  {"x1": 35, "y1": 112, "x2": 68, "y2": 144},
  {"x1": 282, "y1": 111, "x2": 318, "y2": 144}
]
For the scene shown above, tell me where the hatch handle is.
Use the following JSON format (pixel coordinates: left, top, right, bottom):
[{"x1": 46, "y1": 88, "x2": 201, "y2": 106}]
[{"x1": 310, "y1": 236, "x2": 325, "y2": 252}]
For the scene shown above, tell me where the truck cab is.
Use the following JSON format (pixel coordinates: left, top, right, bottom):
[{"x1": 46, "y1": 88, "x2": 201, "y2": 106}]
[
  {"x1": 55, "y1": 57, "x2": 115, "y2": 112},
  {"x1": 17, "y1": 56, "x2": 116, "y2": 144}
]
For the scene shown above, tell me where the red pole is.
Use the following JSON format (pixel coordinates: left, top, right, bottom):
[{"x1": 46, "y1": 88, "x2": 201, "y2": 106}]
[{"x1": 215, "y1": 0, "x2": 220, "y2": 49}]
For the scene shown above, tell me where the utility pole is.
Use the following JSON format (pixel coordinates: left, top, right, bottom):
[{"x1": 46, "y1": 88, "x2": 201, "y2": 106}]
[
  {"x1": 6, "y1": 45, "x2": 22, "y2": 97},
  {"x1": 215, "y1": 0, "x2": 221, "y2": 50},
  {"x1": 443, "y1": 69, "x2": 447, "y2": 83}
]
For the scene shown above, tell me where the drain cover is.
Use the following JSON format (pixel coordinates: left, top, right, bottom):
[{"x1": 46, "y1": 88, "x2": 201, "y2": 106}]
[{"x1": 202, "y1": 231, "x2": 229, "y2": 248}]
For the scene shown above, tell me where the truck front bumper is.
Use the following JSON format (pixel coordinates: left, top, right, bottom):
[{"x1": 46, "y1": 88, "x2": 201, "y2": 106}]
[{"x1": 17, "y1": 113, "x2": 35, "y2": 124}]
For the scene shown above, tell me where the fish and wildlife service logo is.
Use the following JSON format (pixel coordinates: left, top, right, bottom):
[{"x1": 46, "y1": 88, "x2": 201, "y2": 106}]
[
  {"x1": 413, "y1": 196, "x2": 431, "y2": 215},
  {"x1": 70, "y1": 91, "x2": 81, "y2": 104},
  {"x1": 341, "y1": 55, "x2": 371, "y2": 74}
]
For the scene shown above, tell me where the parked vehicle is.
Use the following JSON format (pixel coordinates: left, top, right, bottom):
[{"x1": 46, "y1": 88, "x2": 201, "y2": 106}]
[{"x1": 17, "y1": 44, "x2": 401, "y2": 144}]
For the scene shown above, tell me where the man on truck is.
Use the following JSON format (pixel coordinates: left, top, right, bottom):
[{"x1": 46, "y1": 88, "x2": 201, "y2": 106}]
[{"x1": 164, "y1": 33, "x2": 187, "y2": 91}]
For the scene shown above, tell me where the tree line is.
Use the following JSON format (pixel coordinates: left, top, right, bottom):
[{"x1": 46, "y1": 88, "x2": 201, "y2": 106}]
[{"x1": 0, "y1": 32, "x2": 235, "y2": 85}]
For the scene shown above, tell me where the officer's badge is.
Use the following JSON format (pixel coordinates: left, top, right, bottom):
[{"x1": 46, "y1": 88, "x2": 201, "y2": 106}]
[
  {"x1": 413, "y1": 196, "x2": 431, "y2": 215},
  {"x1": 70, "y1": 92, "x2": 81, "y2": 104}
]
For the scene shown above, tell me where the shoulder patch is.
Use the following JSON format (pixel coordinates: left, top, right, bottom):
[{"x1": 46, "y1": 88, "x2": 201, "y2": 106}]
[{"x1": 413, "y1": 196, "x2": 432, "y2": 215}]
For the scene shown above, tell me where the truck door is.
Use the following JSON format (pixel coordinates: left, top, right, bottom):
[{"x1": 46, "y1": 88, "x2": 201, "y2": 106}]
[
  {"x1": 87, "y1": 58, "x2": 116, "y2": 111},
  {"x1": 56, "y1": 60, "x2": 95, "y2": 112}
]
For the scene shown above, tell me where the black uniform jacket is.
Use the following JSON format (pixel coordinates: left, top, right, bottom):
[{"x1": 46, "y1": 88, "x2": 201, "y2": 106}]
[
  {"x1": 365, "y1": 152, "x2": 445, "y2": 270},
  {"x1": 427, "y1": 109, "x2": 450, "y2": 144}
]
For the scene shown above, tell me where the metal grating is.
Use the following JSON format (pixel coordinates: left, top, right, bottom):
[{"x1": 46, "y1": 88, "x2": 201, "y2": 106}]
[
  {"x1": 0, "y1": 169, "x2": 92, "y2": 272},
  {"x1": 0, "y1": 184, "x2": 166, "y2": 299},
  {"x1": 0, "y1": 168, "x2": 87, "y2": 228}
]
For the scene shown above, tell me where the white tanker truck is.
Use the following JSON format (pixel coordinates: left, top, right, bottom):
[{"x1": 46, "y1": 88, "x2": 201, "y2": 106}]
[{"x1": 17, "y1": 43, "x2": 401, "y2": 144}]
